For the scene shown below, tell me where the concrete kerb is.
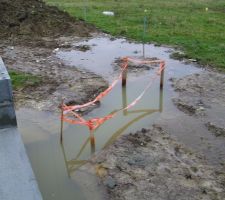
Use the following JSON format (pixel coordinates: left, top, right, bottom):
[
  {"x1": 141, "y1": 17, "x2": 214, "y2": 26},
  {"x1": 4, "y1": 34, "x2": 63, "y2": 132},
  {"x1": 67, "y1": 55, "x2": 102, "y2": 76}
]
[
  {"x1": 0, "y1": 57, "x2": 17, "y2": 129},
  {"x1": 0, "y1": 57, "x2": 43, "y2": 200}
]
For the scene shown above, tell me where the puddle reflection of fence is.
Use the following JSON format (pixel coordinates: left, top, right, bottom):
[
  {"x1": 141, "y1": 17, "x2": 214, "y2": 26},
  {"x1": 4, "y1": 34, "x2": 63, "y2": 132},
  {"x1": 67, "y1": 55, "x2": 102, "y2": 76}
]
[
  {"x1": 61, "y1": 71, "x2": 164, "y2": 176},
  {"x1": 61, "y1": 134, "x2": 95, "y2": 177}
]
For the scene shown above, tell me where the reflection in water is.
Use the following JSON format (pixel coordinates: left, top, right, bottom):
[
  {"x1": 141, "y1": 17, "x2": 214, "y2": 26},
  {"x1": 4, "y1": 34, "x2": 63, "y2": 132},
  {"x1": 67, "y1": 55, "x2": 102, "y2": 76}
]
[
  {"x1": 61, "y1": 133, "x2": 95, "y2": 177},
  {"x1": 61, "y1": 80, "x2": 164, "y2": 176},
  {"x1": 159, "y1": 85, "x2": 164, "y2": 112},
  {"x1": 142, "y1": 43, "x2": 145, "y2": 58}
]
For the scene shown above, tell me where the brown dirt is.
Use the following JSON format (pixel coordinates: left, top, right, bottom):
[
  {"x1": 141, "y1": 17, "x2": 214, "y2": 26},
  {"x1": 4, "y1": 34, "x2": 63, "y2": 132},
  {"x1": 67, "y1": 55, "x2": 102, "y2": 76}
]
[
  {"x1": 0, "y1": 40, "x2": 108, "y2": 111},
  {"x1": 88, "y1": 125, "x2": 225, "y2": 200},
  {"x1": 171, "y1": 72, "x2": 225, "y2": 132},
  {"x1": 0, "y1": 0, "x2": 97, "y2": 41},
  {"x1": 0, "y1": 0, "x2": 106, "y2": 112}
]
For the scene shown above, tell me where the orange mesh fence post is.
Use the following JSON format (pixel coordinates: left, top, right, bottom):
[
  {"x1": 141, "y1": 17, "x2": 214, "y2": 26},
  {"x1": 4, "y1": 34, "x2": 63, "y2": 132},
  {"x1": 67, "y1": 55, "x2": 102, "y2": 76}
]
[
  {"x1": 121, "y1": 57, "x2": 128, "y2": 87},
  {"x1": 160, "y1": 62, "x2": 165, "y2": 89},
  {"x1": 122, "y1": 68, "x2": 127, "y2": 86}
]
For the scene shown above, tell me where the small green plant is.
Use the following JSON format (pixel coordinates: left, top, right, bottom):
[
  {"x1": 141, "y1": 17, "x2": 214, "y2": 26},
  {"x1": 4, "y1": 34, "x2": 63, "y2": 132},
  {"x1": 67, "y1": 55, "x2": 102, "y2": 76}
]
[{"x1": 9, "y1": 71, "x2": 42, "y2": 90}]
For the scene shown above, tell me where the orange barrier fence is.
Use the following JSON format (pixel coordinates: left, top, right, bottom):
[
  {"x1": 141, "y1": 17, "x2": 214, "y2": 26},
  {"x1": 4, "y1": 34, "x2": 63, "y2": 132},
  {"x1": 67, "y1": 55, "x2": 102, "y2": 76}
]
[{"x1": 60, "y1": 57, "x2": 165, "y2": 139}]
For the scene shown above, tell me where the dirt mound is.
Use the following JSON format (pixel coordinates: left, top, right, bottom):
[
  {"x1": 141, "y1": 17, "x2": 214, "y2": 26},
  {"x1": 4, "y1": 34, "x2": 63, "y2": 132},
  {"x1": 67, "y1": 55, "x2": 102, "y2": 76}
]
[{"x1": 0, "y1": 0, "x2": 96, "y2": 39}]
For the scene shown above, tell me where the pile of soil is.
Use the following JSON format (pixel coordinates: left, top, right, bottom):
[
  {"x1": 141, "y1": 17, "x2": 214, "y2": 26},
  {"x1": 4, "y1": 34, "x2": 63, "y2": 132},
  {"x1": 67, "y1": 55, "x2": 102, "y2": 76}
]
[{"x1": 0, "y1": 0, "x2": 96, "y2": 40}]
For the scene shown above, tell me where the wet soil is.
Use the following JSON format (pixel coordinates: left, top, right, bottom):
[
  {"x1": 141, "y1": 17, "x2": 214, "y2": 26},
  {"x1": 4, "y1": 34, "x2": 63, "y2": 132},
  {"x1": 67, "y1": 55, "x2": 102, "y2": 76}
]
[
  {"x1": 0, "y1": 37, "x2": 107, "y2": 111},
  {"x1": 2, "y1": 2, "x2": 225, "y2": 198},
  {"x1": 172, "y1": 71, "x2": 225, "y2": 137},
  {"x1": 0, "y1": 0, "x2": 105, "y2": 111},
  {"x1": 113, "y1": 57, "x2": 158, "y2": 73},
  {"x1": 89, "y1": 125, "x2": 225, "y2": 200},
  {"x1": 11, "y1": 35, "x2": 224, "y2": 199},
  {"x1": 85, "y1": 69, "x2": 225, "y2": 200}
]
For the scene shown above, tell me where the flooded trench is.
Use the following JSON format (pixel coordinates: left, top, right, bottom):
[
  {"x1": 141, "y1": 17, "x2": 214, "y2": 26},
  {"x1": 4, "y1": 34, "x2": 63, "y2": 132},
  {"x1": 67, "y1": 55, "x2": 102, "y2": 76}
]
[{"x1": 16, "y1": 35, "x2": 224, "y2": 200}]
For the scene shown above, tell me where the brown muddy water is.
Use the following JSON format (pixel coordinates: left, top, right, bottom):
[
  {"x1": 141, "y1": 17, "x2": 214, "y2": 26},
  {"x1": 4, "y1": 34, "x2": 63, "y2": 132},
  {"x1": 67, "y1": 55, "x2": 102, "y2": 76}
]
[{"x1": 17, "y1": 35, "x2": 209, "y2": 200}]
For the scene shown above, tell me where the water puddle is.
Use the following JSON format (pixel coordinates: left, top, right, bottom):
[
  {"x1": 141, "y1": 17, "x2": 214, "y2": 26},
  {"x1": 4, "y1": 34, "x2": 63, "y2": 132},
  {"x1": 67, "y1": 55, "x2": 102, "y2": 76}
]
[
  {"x1": 57, "y1": 36, "x2": 199, "y2": 79},
  {"x1": 17, "y1": 35, "x2": 205, "y2": 200}
]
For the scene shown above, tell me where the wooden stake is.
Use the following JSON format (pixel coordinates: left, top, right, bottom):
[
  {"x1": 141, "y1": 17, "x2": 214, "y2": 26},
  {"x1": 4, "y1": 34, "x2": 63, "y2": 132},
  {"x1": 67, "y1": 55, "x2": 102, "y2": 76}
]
[
  {"x1": 60, "y1": 99, "x2": 64, "y2": 143},
  {"x1": 122, "y1": 68, "x2": 127, "y2": 87},
  {"x1": 159, "y1": 86, "x2": 164, "y2": 113},
  {"x1": 122, "y1": 85, "x2": 128, "y2": 116},
  {"x1": 160, "y1": 68, "x2": 165, "y2": 89}
]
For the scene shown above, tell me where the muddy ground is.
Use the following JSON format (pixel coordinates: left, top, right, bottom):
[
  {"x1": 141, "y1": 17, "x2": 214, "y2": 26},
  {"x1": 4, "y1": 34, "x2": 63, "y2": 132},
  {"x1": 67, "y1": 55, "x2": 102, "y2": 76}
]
[
  {"x1": 88, "y1": 125, "x2": 225, "y2": 200},
  {"x1": 171, "y1": 71, "x2": 225, "y2": 138},
  {"x1": 1, "y1": 1, "x2": 225, "y2": 199},
  {"x1": 86, "y1": 70, "x2": 225, "y2": 200},
  {"x1": 0, "y1": 37, "x2": 107, "y2": 111},
  {"x1": 0, "y1": 0, "x2": 107, "y2": 111},
  {"x1": 113, "y1": 57, "x2": 158, "y2": 73}
]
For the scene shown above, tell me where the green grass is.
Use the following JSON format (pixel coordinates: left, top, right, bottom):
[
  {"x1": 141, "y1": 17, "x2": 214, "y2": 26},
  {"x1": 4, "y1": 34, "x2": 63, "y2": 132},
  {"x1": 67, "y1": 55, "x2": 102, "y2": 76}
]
[
  {"x1": 9, "y1": 71, "x2": 41, "y2": 90},
  {"x1": 46, "y1": 0, "x2": 225, "y2": 69}
]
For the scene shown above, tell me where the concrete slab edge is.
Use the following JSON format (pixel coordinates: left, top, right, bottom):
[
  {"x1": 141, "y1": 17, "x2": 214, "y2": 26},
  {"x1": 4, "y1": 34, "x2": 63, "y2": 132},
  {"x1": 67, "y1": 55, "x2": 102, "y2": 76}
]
[{"x1": 0, "y1": 57, "x2": 43, "y2": 200}]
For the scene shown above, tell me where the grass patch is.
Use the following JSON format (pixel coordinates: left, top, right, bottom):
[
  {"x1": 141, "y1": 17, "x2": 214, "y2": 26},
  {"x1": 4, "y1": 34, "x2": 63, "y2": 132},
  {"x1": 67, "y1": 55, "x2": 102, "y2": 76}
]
[
  {"x1": 46, "y1": 0, "x2": 225, "y2": 69},
  {"x1": 9, "y1": 71, "x2": 42, "y2": 90}
]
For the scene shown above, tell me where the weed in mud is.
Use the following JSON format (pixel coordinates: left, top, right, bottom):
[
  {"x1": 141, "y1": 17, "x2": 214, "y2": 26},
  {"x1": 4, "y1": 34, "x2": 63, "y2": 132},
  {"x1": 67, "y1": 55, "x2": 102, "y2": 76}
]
[
  {"x1": 10, "y1": 71, "x2": 42, "y2": 90},
  {"x1": 46, "y1": 0, "x2": 225, "y2": 69}
]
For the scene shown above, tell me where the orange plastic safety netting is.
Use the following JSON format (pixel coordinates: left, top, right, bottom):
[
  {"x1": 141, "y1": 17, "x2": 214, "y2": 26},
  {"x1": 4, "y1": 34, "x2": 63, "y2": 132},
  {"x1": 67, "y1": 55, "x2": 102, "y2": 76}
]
[{"x1": 61, "y1": 57, "x2": 165, "y2": 131}]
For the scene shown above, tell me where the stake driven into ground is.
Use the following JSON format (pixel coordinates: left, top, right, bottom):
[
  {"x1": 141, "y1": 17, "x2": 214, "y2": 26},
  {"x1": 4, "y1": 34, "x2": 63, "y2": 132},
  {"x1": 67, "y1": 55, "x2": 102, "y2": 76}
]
[{"x1": 46, "y1": 0, "x2": 225, "y2": 69}]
